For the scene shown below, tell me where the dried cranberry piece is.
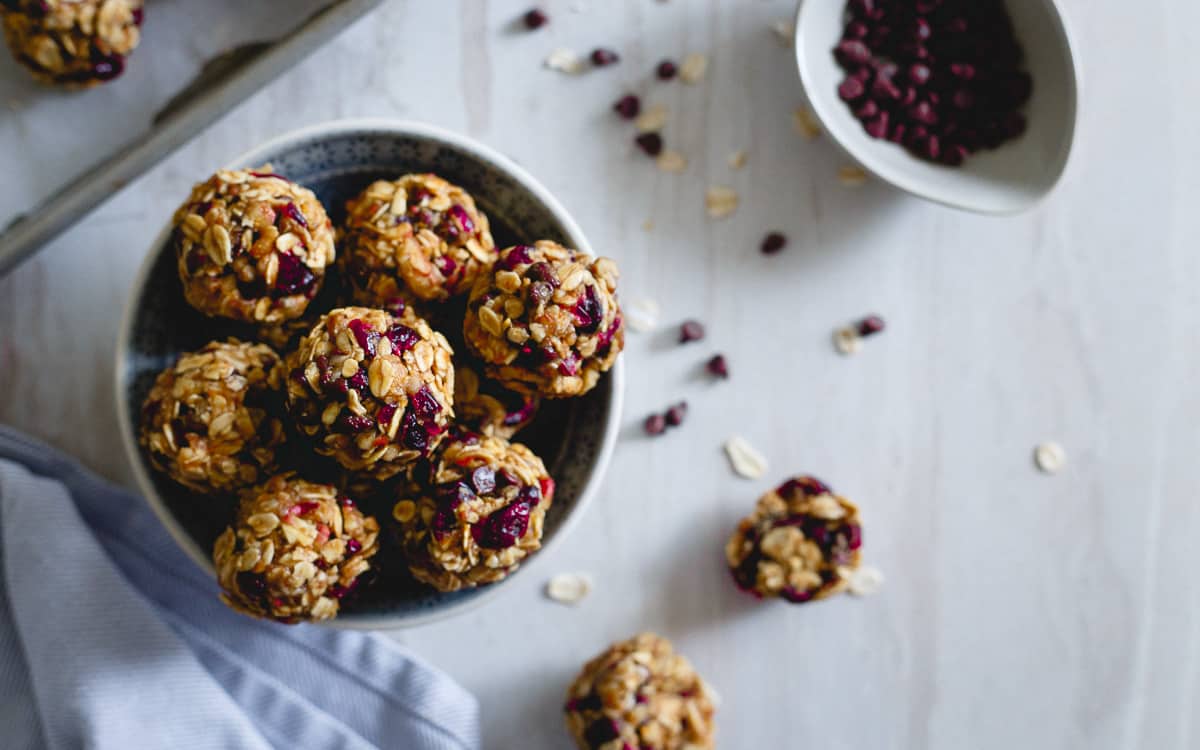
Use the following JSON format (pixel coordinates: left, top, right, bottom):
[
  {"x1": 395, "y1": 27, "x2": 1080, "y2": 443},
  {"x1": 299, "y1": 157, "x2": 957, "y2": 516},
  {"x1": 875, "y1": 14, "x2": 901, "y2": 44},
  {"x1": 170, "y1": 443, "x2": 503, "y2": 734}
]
[
  {"x1": 590, "y1": 48, "x2": 620, "y2": 66},
  {"x1": 529, "y1": 282, "x2": 552, "y2": 305},
  {"x1": 435, "y1": 255, "x2": 458, "y2": 279},
  {"x1": 345, "y1": 368, "x2": 369, "y2": 393},
  {"x1": 665, "y1": 401, "x2": 687, "y2": 426},
  {"x1": 634, "y1": 132, "x2": 663, "y2": 157},
  {"x1": 644, "y1": 413, "x2": 667, "y2": 436},
  {"x1": 557, "y1": 353, "x2": 581, "y2": 376},
  {"x1": 781, "y1": 586, "x2": 814, "y2": 604},
  {"x1": 400, "y1": 410, "x2": 429, "y2": 451},
  {"x1": 523, "y1": 8, "x2": 547, "y2": 29},
  {"x1": 91, "y1": 54, "x2": 125, "y2": 81},
  {"x1": 274, "y1": 253, "x2": 318, "y2": 297},
  {"x1": 656, "y1": 59, "x2": 678, "y2": 80},
  {"x1": 500, "y1": 245, "x2": 533, "y2": 269},
  {"x1": 706, "y1": 354, "x2": 729, "y2": 378},
  {"x1": 346, "y1": 538, "x2": 362, "y2": 555},
  {"x1": 277, "y1": 201, "x2": 309, "y2": 228},
  {"x1": 564, "y1": 694, "x2": 602, "y2": 713},
  {"x1": 475, "y1": 500, "x2": 532, "y2": 549},
  {"x1": 347, "y1": 318, "x2": 378, "y2": 357},
  {"x1": 583, "y1": 718, "x2": 621, "y2": 748},
  {"x1": 838, "y1": 76, "x2": 866, "y2": 102},
  {"x1": 778, "y1": 475, "x2": 832, "y2": 498},
  {"x1": 410, "y1": 385, "x2": 442, "y2": 417},
  {"x1": 339, "y1": 413, "x2": 375, "y2": 433},
  {"x1": 446, "y1": 204, "x2": 476, "y2": 235},
  {"x1": 573, "y1": 284, "x2": 603, "y2": 333},
  {"x1": 503, "y1": 398, "x2": 538, "y2": 426},
  {"x1": 679, "y1": 320, "x2": 705, "y2": 343},
  {"x1": 613, "y1": 94, "x2": 640, "y2": 119},
  {"x1": 471, "y1": 466, "x2": 496, "y2": 495},
  {"x1": 857, "y1": 314, "x2": 886, "y2": 336},
  {"x1": 185, "y1": 250, "x2": 207, "y2": 273},
  {"x1": 236, "y1": 571, "x2": 268, "y2": 599},
  {"x1": 383, "y1": 296, "x2": 407, "y2": 317},
  {"x1": 376, "y1": 402, "x2": 398, "y2": 428},
  {"x1": 385, "y1": 324, "x2": 420, "y2": 352},
  {"x1": 834, "y1": 40, "x2": 872, "y2": 67}
]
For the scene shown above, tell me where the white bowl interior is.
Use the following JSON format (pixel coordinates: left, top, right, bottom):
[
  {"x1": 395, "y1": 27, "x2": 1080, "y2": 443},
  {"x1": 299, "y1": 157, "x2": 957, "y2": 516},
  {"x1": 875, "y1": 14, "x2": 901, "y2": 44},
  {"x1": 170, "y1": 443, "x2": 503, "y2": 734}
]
[{"x1": 795, "y1": 0, "x2": 1078, "y2": 214}]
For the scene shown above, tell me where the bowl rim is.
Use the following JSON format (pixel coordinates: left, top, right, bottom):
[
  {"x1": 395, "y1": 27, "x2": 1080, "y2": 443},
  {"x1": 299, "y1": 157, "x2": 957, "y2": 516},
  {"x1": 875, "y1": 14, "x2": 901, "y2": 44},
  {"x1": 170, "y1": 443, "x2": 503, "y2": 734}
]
[
  {"x1": 792, "y1": 0, "x2": 1081, "y2": 215},
  {"x1": 113, "y1": 117, "x2": 626, "y2": 630}
]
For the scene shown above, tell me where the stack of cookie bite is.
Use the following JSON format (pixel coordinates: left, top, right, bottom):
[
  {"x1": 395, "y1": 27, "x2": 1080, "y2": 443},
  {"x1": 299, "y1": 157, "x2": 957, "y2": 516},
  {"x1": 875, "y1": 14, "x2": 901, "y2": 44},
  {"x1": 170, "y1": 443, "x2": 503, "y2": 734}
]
[{"x1": 138, "y1": 167, "x2": 624, "y2": 623}]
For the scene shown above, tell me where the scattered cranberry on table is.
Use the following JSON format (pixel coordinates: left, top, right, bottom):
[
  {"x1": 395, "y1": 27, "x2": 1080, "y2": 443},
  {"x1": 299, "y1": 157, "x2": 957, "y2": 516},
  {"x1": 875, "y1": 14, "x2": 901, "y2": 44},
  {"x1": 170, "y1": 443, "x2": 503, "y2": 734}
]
[
  {"x1": 656, "y1": 59, "x2": 678, "y2": 80},
  {"x1": 613, "y1": 94, "x2": 641, "y2": 119},
  {"x1": 665, "y1": 401, "x2": 688, "y2": 427},
  {"x1": 706, "y1": 354, "x2": 729, "y2": 378},
  {"x1": 679, "y1": 320, "x2": 705, "y2": 343},
  {"x1": 522, "y1": 8, "x2": 548, "y2": 30},
  {"x1": 634, "y1": 132, "x2": 663, "y2": 157},
  {"x1": 591, "y1": 48, "x2": 620, "y2": 66},
  {"x1": 833, "y1": 0, "x2": 1033, "y2": 166},
  {"x1": 760, "y1": 232, "x2": 788, "y2": 255},
  {"x1": 644, "y1": 413, "x2": 667, "y2": 436},
  {"x1": 857, "y1": 314, "x2": 886, "y2": 336}
]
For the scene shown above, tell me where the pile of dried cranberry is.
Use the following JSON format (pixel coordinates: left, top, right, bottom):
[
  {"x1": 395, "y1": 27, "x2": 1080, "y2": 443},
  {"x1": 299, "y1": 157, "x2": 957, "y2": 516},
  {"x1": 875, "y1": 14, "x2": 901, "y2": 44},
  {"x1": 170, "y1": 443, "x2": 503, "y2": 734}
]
[{"x1": 833, "y1": 0, "x2": 1033, "y2": 166}]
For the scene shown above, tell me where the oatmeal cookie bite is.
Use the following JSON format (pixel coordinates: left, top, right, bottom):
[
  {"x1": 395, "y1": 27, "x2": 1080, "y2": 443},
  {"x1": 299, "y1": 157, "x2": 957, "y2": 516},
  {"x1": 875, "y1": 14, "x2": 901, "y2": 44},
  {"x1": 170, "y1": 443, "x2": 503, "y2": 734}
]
[
  {"x1": 726, "y1": 475, "x2": 863, "y2": 604},
  {"x1": 139, "y1": 339, "x2": 284, "y2": 494},
  {"x1": 564, "y1": 632, "x2": 717, "y2": 750},
  {"x1": 284, "y1": 306, "x2": 455, "y2": 479},
  {"x1": 453, "y1": 363, "x2": 539, "y2": 439},
  {"x1": 464, "y1": 241, "x2": 623, "y2": 398},
  {"x1": 173, "y1": 168, "x2": 336, "y2": 324},
  {"x1": 393, "y1": 432, "x2": 553, "y2": 592},
  {"x1": 340, "y1": 174, "x2": 495, "y2": 304},
  {"x1": 213, "y1": 475, "x2": 379, "y2": 623},
  {"x1": 1, "y1": 0, "x2": 143, "y2": 87}
]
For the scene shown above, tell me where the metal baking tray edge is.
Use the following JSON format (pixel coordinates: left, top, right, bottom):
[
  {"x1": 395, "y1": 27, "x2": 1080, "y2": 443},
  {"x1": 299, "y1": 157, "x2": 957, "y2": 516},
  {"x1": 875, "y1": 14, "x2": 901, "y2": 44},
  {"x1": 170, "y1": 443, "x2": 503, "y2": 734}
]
[{"x1": 0, "y1": 0, "x2": 385, "y2": 277}]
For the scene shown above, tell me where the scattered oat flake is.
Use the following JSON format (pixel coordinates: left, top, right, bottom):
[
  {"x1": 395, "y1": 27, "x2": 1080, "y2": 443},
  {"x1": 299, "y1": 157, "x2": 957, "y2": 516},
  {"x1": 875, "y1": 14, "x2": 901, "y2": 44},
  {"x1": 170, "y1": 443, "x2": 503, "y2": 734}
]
[
  {"x1": 705, "y1": 186, "x2": 739, "y2": 219},
  {"x1": 544, "y1": 48, "x2": 586, "y2": 75},
  {"x1": 844, "y1": 565, "x2": 885, "y2": 596},
  {"x1": 833, "y1": 326, "x2": 862, "y2": 356},
  {"x1": 727, "y1": 149, "x2": 747, "y2": 170},
  {"x1": 838, "y1": 165, "x2": 869, "y2": 186},
  {"x1": 626, "y1": 298, "x2": 660, "y2": 332},
  {"x1": 656, "y1": 150, "x2": 688, "y2": 173},
  {"x1": 635, "y1": 104, "x2": 668, "y2": 133},
  {"x1": 793, "y1": 107, "x2": 821, "y2": 140},
  {"x1": 771, "y1": 19, "x2": 795, "y2": 45},
  {"x1": 680, "y1": 53, "x2": 708, "y2": 84},
  {"x1": 546, "y1": 573, "x2": 593, "y2": 605},
  {"x1": 1034, "y1": 442, "x2": 1066, "y2": 474},
  {"x1": 724, "y1": 436, "x2": 767, "y2": 479}
]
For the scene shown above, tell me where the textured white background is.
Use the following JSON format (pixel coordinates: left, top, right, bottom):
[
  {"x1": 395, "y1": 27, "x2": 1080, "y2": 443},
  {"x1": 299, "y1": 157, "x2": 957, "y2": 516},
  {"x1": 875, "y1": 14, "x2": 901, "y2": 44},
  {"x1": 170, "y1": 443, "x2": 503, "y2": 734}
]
[{"x1": 3, "y1": 1, "x2": 1199, "y2": 748}]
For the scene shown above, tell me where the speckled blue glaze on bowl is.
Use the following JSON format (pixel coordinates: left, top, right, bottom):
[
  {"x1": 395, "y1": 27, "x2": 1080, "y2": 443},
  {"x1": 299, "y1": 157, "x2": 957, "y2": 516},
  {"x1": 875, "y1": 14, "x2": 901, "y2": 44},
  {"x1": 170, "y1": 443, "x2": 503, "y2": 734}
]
[{"x1": 115, "y1": 120, "x2": 624, "y2": 629}]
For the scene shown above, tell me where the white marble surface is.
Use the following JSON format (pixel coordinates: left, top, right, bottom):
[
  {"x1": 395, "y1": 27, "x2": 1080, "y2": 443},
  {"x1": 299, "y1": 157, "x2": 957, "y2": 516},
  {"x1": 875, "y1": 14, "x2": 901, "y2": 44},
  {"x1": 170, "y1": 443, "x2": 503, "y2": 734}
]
[{"x1": 3, "y1": 1, "x2": 1199, "y2": 748}]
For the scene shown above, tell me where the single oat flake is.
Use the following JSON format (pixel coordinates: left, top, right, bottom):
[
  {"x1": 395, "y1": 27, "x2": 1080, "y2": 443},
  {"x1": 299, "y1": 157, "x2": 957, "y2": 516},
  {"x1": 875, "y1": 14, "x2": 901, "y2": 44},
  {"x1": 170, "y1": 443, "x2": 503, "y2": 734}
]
[
  {"x1": 544, "y1": 48, "x2": 586, "y2": 75},
  {"x1": 546, "y1": 573, "x2": 593, "y2": 605},
  {"x1": 657, "y1": 150, "x2": 688, "y2": 173},
  {"x1": 728, "y1": 149, "x2": 748, "y2": 170},
  {"x1": 838, "y1": 165, "x2": 869, "y2": 186},
  {"x1": 772, "y1": 20, "x2": 795, "y2": 46},
  {"x1": 844, "y1": 564, "x2": 885, "y2": 596},
  {"x1": 793, "y1": 107, "x2": 821, "y2": 140},
  {"x1": 680, "y1": 53, "x2": 708, "y2": 84},
  {"x1": 626, "y1": 298, "x2": 661, "y2": 332},
  {"x1": 636, "y1": 103, "x2": 669, "y2": 133},
  {"x1": 1034, "y1": 442, "x2": 1066, "y2": 474},
  {"x1": 833, "y1": 326, "x2": 862, "y2": 355},
  {"x1": 705, "y1": 186, "x2": 739, "y2": 219},
  {"x1": 724, "y1": 436, "x2": 768, "y2": 479}
]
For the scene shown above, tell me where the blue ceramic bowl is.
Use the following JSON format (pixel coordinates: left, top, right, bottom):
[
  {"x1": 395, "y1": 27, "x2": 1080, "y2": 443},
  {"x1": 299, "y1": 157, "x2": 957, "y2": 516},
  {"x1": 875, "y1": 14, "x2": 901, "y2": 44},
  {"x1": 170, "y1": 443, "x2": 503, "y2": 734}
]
[{"x1": 115, "y1": 120, "x2": 624, "y2": 628}]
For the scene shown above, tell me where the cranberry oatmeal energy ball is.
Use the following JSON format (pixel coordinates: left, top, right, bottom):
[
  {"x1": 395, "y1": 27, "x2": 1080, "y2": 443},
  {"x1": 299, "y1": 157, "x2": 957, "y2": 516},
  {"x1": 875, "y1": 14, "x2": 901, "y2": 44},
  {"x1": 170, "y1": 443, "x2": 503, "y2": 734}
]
[
  {"x1": 213, "y1": 475, "x2": 379, "y2": 623},
  {"x1": 726, "y1": 475, "x2": 863, "y2": 604},
  {"x1": 340, "y1": 174, "x2": 496, "y2": 304},
  {"x1": 173, "y1": 167, "x2": 336, "y2": 324},
  {"x1": 139, "y1": 339, "x2": 284, "y2": 494},
  {"x1": 393, "y1": 432, "x2": 554, "y2": 592},
  {"x1": 464, "y1": 241, "x2": 623, "y2": 398},
  {"x1": 284, "y1": 306, "x2": 455, "y2": 479},
  {"x1": 1, "y1": 0, "x2": 143, "y2": 87},
  {"x1": 453, "y1": 363, "x2": 539, "y2": 439},
  {"x1": 564, "y1": 632, "x2": 717, "y2": 750}
]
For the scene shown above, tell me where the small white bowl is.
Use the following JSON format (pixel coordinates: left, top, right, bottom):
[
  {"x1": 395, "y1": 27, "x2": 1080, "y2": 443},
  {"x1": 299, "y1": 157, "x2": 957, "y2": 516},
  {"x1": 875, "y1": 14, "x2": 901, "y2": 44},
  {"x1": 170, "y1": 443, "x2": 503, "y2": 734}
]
[{"x1": 794, "y1": 0, "x2": 1079, "y2": 214}]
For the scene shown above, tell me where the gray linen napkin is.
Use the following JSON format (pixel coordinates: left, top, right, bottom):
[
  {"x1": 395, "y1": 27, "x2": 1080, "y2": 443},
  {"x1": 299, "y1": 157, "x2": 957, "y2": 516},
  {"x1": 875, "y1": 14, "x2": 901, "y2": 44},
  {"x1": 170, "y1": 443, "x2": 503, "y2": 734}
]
[{"x1": 0, "y1": 426, "x2": 480, "y2": 750}]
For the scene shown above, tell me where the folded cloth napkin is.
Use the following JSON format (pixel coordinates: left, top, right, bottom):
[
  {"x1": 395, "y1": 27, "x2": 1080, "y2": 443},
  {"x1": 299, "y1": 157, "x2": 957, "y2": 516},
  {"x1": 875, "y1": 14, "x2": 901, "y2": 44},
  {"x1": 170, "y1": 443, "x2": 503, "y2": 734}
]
[{"x1": 0, "y1": 426, "x2": 480, "y2": 750}]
